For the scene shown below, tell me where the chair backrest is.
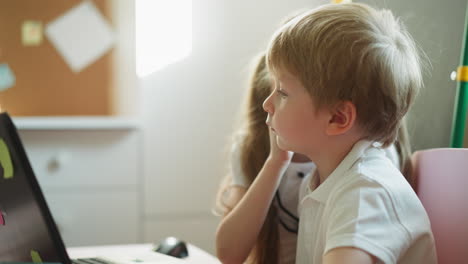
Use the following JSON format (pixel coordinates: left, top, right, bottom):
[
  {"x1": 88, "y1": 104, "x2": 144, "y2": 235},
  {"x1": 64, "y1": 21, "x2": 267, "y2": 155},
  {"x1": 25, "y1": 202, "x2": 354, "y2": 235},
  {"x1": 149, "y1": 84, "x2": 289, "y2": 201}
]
[{"x1": 412, "y1": 148, "x2": 468, "y2": 264}]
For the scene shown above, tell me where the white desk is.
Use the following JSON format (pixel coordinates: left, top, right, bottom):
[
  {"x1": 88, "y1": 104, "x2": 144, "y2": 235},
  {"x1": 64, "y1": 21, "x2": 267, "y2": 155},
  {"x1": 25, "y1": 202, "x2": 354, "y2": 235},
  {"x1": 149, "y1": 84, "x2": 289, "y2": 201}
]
[{"x1": 67, "y1": 243, "x2": 220, "y2": 264}]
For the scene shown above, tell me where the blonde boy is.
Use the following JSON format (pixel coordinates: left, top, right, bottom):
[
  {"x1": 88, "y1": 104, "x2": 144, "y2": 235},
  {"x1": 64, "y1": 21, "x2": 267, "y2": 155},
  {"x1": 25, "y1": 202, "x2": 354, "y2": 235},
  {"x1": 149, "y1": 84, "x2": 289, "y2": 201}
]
[{"x1": 263, "y1": 3, "x2": 437, "y2": 264}]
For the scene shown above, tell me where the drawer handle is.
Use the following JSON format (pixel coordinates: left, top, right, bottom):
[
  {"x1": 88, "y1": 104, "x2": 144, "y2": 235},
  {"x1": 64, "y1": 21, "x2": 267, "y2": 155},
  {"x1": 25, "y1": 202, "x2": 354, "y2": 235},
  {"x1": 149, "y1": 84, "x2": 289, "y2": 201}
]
[{"x1": 47, "y1": 152, "x2": 70, "y2": 172}]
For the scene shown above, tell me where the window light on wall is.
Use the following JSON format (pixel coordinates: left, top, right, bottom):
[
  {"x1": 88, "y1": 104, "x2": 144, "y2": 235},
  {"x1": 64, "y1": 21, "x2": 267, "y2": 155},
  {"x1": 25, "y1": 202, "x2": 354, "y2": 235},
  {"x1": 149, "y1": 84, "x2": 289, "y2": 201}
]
[{"x1": 136, "y1": 0, "x2": 192, "y2": 78}]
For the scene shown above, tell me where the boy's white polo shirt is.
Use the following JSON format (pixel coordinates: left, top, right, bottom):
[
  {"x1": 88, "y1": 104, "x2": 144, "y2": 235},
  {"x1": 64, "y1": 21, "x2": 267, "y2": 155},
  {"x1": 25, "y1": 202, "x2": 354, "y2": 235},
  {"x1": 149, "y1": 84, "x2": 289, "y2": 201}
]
[{"x1": 296, "y1": 140, "x2": 437, "y2": 264}]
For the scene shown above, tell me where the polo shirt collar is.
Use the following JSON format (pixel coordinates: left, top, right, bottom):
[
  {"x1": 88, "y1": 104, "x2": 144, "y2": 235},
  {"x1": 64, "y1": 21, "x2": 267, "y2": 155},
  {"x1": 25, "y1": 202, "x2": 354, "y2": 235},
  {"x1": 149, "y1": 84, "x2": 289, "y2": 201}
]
[{"x1": 304, "y1": 139, "x2": 374, "y2": 204}]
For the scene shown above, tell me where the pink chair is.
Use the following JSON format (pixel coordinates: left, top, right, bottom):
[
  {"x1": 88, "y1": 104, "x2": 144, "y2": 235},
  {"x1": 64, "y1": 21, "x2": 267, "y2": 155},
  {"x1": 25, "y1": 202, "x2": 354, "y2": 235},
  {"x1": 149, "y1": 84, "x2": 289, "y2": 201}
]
[{"x1": 412, "y1": 148, "x2": 468, "y2": 264}]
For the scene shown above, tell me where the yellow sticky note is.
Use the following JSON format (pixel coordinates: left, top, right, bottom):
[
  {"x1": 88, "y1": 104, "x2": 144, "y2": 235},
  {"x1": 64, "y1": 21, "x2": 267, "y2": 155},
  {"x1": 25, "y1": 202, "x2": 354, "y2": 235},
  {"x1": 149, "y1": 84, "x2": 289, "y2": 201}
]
[
  {"x1": 22, "y1": 21, "x2": 43, "y2": 46},
  {"x1": 31, "y1": 250, "x2": 43, "y2": 263},
  {"x1": 0, "y1": 138, "x2": 13, "y2": 179}
]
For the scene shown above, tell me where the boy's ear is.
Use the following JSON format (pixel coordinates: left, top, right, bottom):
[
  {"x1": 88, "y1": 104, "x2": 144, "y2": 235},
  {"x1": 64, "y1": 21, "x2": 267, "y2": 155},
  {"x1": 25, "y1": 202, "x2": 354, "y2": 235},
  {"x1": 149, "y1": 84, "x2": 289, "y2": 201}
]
[{"x1": 326, "y1": 101, "x2": 357, "y2": 136}]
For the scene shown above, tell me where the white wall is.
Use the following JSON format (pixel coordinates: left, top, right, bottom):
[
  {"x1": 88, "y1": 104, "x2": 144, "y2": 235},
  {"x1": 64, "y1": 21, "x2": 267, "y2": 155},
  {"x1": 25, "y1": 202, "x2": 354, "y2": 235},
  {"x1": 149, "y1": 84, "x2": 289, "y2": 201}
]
[
  {"x1": 138, "y1": 0, "x2": 467, "y2": 254},
  {"x1": 139, "y1": 0, "x2": 328, "y2": 254}
]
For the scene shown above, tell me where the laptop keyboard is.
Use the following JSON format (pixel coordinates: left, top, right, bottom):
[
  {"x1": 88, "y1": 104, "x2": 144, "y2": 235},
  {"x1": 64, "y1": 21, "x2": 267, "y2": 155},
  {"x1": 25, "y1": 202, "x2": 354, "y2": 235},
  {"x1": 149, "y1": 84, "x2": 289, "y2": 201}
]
[{"x1": 72, "y1": 258, "x2": 117, "y2": 264}]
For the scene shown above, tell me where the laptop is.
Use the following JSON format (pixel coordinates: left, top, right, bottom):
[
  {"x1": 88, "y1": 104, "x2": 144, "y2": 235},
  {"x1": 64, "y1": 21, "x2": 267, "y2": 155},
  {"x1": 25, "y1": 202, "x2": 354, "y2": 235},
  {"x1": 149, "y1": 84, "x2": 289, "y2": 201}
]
[{"x1": 0, "y1": 112, "x2": 183, "y2": 264}]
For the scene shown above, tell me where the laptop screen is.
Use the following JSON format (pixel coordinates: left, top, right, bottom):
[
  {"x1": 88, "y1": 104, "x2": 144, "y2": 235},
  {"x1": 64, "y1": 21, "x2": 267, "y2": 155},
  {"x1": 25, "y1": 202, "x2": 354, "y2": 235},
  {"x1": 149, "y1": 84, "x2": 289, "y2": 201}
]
[{"x1": 0, "y1": 113, "x2": 69, "y2": 263}]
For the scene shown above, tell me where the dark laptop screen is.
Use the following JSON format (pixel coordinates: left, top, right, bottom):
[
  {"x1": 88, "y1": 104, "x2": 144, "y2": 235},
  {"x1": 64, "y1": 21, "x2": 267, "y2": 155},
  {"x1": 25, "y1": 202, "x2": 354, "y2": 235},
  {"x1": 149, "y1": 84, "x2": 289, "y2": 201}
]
[{"x1": 0, "y1": 113, "x2": 68, "y2": 263}]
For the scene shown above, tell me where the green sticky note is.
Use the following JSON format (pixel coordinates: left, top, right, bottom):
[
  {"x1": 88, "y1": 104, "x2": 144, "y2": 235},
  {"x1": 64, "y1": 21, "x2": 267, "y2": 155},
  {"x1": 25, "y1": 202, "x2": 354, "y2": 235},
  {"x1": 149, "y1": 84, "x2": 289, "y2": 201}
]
[
  {"x1": 0, "y1": 138, "x2": 13, "y2": 179},
  {"x1": 31, "y1": 250, "x2": 43, "y2": 263}
]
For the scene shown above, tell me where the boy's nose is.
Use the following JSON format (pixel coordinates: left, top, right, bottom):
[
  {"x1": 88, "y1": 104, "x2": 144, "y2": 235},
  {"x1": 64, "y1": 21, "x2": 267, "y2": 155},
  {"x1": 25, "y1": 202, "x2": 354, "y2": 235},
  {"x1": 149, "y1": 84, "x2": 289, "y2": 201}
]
[{"x1": 263, "y1": 92, "x2": 274, "y2": 114}]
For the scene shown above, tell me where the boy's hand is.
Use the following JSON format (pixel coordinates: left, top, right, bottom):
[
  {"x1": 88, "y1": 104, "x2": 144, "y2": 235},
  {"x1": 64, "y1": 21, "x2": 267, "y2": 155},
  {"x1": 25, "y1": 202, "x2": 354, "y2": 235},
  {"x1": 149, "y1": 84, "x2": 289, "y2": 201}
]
[{"x1": 268, "y1": 129, "x2": 293, "y2": 165}]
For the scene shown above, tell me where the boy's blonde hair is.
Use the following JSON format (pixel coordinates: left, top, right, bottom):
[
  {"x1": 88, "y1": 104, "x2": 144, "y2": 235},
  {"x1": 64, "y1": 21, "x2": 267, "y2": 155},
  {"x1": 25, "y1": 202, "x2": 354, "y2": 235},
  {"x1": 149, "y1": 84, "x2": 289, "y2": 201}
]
[{"x1": 266, "y1": 3, "x2": 424, "y2": 146}]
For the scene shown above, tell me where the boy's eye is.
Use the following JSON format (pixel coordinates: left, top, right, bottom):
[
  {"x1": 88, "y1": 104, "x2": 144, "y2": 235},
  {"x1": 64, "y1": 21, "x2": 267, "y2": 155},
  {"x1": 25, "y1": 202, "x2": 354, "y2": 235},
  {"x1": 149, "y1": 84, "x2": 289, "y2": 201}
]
[{"x1": 276, "y1": 89, "x2": 288, "y2": 98}]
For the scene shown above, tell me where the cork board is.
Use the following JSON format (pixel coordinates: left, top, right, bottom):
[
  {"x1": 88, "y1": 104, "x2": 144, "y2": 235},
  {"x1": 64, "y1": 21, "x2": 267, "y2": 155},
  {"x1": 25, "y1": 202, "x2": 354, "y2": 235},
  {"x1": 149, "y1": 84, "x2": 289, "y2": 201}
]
[{"x1": 0, "y1": 0, "x2": 114, "y2": 116}]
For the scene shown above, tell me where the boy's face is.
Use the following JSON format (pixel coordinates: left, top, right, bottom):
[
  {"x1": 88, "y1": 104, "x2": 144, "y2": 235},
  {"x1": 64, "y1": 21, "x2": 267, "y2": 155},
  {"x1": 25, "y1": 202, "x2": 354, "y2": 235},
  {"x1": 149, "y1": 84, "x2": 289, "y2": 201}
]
[{"x1": 263, "y1": 68, "x2": 330, "y2": 155}]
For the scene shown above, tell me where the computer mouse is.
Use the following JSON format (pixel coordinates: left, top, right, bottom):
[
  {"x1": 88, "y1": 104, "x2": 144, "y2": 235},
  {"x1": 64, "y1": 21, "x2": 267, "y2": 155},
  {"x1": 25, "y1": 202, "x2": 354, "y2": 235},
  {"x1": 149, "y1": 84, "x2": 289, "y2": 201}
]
[{"x1": 153, "y1": 236, "x2": 189, "y2": 259}]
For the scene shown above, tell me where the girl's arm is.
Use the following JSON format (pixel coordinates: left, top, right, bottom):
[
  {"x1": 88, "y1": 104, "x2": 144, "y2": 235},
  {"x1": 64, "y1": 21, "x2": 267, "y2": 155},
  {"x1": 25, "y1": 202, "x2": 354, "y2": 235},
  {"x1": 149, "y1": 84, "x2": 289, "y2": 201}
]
[
  {"x1": 215, "y1": 131, "x2": 292, "y2": 264},
  {"x1": 222, "y1": 186, "x2": 248, "y2": 217}
]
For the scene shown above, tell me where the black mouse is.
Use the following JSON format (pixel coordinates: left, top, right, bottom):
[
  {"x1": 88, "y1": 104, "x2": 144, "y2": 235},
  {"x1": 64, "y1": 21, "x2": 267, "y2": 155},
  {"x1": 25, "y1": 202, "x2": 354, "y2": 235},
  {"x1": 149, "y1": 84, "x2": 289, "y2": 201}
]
[{"x1": 154, "y1": 236, "x2": 189, "y2": 259}]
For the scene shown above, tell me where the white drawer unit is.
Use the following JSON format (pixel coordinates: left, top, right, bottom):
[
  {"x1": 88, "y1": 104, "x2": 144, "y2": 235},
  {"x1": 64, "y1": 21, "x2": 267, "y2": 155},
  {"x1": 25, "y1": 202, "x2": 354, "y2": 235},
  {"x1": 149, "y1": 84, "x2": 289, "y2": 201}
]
[
  {"x1": 15, "y1": 124, "x2": 142, "y2": 247},
  {"x1": 18, "y1": 130, "x2": 140, "y2": 190},
  {"x1": 44, "y1": 190, "x2": 139, "y2": 247}
]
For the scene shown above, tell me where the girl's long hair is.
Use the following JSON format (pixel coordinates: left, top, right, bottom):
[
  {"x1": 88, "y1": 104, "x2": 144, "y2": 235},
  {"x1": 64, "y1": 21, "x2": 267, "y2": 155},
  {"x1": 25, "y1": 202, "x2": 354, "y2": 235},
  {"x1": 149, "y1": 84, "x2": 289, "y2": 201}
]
[
  {"x1": 214, "y1": 53, "x2": 280, "y2": 264},
  {"x1": 395, "y1": 117, "x2": 414, "y2": 189}
]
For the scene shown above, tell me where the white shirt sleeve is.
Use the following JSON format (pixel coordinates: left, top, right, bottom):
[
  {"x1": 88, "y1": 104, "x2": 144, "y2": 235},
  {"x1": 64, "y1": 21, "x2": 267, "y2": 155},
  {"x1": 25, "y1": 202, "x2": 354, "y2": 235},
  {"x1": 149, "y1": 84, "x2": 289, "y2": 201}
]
[
  {"x1": 229, "y1": 143, "x2": 250, "y2": 188},
  {"x1": 324, "y1": 177, "x2": 410, "y2": 264}
]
